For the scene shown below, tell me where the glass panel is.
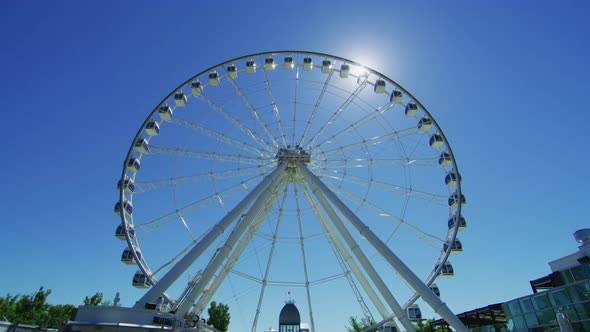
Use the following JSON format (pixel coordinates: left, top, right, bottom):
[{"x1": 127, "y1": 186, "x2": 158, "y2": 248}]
[
  {"x1": 505, "y1": 301, "x2": 522, "y2": 317},
  {"x1": 532, "y1": 293, "x2": 552, "y2": 310},
  {"x1": 571, "y1": 264, "x2": 590, "y2": 281},
  {"x1": 556, "y1": 305, "x2": 579, "y2": 322},
  {"x1": 511, "y1": 315, "x2": 526, "y2": 330},
  {"x1": 549, "y1": 289, "x2": 571, "y2": 307},
  {"x1": 536, "y1": 308, "x2": 556, "y2": 326},
  {"x1": 524, "y1": 312, "x2": 538, "y2": 327},
  {"x1": 520, "y1": 298, "x2": 536, "y2": 313},
  {"x1": 574, "y1": 301, "x2": 590, "y2": 320},
  {"x1": 561, "y1": 269, "x2": 575, "y2": 284},
  {"x1": 567, "y1": 282, "x2": 590, "y2": 302}
]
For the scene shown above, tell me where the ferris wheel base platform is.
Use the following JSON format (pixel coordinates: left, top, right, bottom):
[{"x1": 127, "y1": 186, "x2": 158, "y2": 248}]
[{"x1": 61, "y1": 306, "x2": 219, "y2": 332}]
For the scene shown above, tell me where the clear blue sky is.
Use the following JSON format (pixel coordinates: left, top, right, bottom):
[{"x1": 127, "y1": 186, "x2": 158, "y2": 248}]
[{"x1": 1, "y1": 1, "x2": 589, "y2": 331}]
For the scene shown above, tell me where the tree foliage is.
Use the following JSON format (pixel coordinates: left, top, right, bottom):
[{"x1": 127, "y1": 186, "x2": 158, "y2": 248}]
[
  {"x1": 346, "y1": 315, "x2": 377, "y2": 332},
  {"x1": 206, "y1": 301, "x2": 230, "y2": 332},
  {"x1": 0, "y1": 288, "x2": 103, "y2": 328}
]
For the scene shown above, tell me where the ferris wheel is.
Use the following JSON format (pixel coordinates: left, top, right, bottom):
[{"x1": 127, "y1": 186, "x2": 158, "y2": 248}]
[{"x1": 114, "y1": 51, "x2": 468, "y2": 332}]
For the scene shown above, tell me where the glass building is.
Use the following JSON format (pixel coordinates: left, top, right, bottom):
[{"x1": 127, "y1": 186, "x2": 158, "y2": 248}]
[{"x1": 503, "y1": 229, "x2": 590, "y2": 331}]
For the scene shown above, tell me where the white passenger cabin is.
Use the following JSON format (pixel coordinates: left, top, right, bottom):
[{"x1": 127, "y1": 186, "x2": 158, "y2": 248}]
[
  {"x1": 190, "y1": 81, "x2": 202, "y2": 96},
  {"x1": 132, "y1": 271, "x2": 150, "y2": 288},
  {"x1": 264, "y1": 57, "x2": 275, "y2": 71},
  {"x1": 448, "y1": 215, "x2": 467, "y2": 231},
  {"x1": 390, "y1": 89, "x2": 402, "y2": 104},
  {"x1": 174, "y1": 91, "x2": 187, "y2": 107},
  {"x1": 374, "y1": 79, "x2": 386, "y2": 93},
  {"x1": 227, "y1": 65, "x2": 237, "y2": 79},
  {"x1": 144, "y1": 120, "x2": 159, "y2": 136},
  {"x1": 303, "y1": 57, "x2": 313, "y2": 71},
  {"x1": 340, "y1": 64, "x2": 350, "y2": 78},
  {"x1": 208, "y1": 72, "x2": 219, "y2": 86},
  {"x1": 246, "y1": 60, "x2": 256, "y2": 74},
  {"x1": 436, "y1": 262, "x2": 454, "y2": 278},
  {"x1": 158, "y1": 105, "x2": 173, "y2": 121}
]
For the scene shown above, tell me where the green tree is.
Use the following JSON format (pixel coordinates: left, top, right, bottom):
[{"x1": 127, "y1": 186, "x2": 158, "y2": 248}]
[
  {"x1": 83, "y1": 292, "x2": 103, "y2": 306},
  {"x1": 346, "y1": 315, "x2": 377, "y2": 332},
  {"x1": 206, "y1": 301, "x2": 230, "y2": 332}
]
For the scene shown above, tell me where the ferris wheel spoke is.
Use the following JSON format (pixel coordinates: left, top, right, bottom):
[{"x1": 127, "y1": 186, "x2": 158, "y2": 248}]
[
  {"x1": 312, "y1": 126, "x2": 419, "y2": 157},
  {"x1": 261, "y1": 66, "x2": 289, "y2": 147},
  {"x1": 170, "y1": 116, "x2": 272, "y2": 156},
  {"x1": 195, "y1": 94, "x2": 275, "y2": 150},
  {"x1": 298, "y1": 69, "x2": 334, "y2": 146},
  {"x1": 134, "y1": 174, "x2": 265, "y2": 234},
  {"x1": 312, "y1": 157, "x2": 438, "y2": 169},
  {"x1": 133, "y1": 163, "x2": 274, "y2": 193},
  {"x1": 312, "y1": 101, "x2": 397, "y2": 149},
  {"x1": 322, "y1": 181, "x2": 445, "y2": 244},
  {"x1": 225, "y1": 75, "x2": 280, "y2": 148},
  {"x1": 306, "y1": 78, "x2": 369, "y2": 148},
  {"x1": 251, "y1": 185, "x2": 288, "y2": 332},
  {"x1": 317, "y1": 170, "x2": 447, "y2": 204},
  {"x1": 146, "y1": 145, "x2": 273, "y2": 165}
]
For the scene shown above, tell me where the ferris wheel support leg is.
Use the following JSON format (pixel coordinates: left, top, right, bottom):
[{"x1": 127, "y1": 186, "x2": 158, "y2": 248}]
[
  {"x1": 298, "y1": 164, "x2": 469, "y2": 332},
  {"x1": 298, "y1": 168, "x2": 415, "y2": 332},
  {"x1": 134, "y1": 162, "x2": 287, "y2": 309},
  {"x1": 174, "y1": 172, "x2": 288, "y2": 317},
  {"x1": 192, "y1": 184, "x2": 289, "y2": 316},
  {"x1": 298, "y1": 184, "x2": 390, "y2": 320}
]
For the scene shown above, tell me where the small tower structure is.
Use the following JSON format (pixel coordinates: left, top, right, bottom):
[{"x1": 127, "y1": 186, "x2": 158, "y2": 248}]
[{"x1": 278, "y1": 300, "x2": 301, "y2": 332}]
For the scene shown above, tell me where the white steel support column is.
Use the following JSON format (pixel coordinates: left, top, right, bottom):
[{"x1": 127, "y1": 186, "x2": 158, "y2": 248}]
[
  {"x1": 298, "y1": 184, "x2": 390, "y2": 319},
  {"x1": 298, "y1": 164, "x2": 469, "y2": 332},
  {"x1": 300, "y1": 174, "x2": 415, "y2": 332},
  {"x1": 192, "y1": 183, "x2": 288, "y2": 315},
  {"x1": 135, "y1": 162, "x2": 287, "y2": 308},
  {"x1": 175, "y1": 172, "x2": 288, "y2": 317}
]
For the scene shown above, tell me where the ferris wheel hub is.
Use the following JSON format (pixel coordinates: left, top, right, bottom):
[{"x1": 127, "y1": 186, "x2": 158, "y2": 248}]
[{"x1": 275, "y1": 145, "x2": 311, "y2": 165}]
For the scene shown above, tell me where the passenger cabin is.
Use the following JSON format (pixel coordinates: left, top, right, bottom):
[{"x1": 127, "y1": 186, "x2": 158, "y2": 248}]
[
  {"x1": 132, "y1": 271, "x2": 150, "y2": 288},
  {"x1": 115, "y1": 223, "x2": 135, "y2": 240},
  {"x1": 303, "y1": 57, "x2": 313, "y2": 71},
  {"x1": 448, "y1": 215, "x2": 467, "y2": 231},
  {"x1": 448, "y1": 192, "x2": 467, "y2": 209},
  {"x1": 121, "y1": 247, "x2": 141, "y2": 264},
  {"x1": 390, "y1": 89, "x2": 402, "y2": 104},
  {"x1": 190, "y1": 81, "x2": 202, "y2": 96},
  {"x1": 436, "y1": 262, "x2": 454, "y2": 278},
  {"x1": 127, "y1": 157, "x2": 141, "y2": 173},
  {"x1": 418, "y1": 117, "x2": 432, "y2": 132},
  {"x1": 114, "y1": 200, "x2": 133, "y2": 217},
  {"x1": 374, "y1": 79, "x2": 386, "y2": 93},
  {"x1": 407, "y1": 304, "x2": 422, "y2": 322},
  {"x1": 284, "y1": 56, "x2": 294, "y2": 70},
  {"x1": 340, "y1": 64, "x2": 350, "y2": 78},
  {"x1": 445, "y1": 172, "x2": 462, "y2": 188},
  {"x1": 208, "y1": 72, "x2": 220, "y2": 86},
  {"x1": 321, "y1": 60, "x2": 331, "y2": 73},
  {"x1": 429, "y1": 283, "x2": 441, "y2": 297},
  {"x1": 405, "y1": 102, "x2": 418, "y2": 117},
  {"x1": 158, "y1": 105, "x2": 173, "y2": 121},
  {"x1": 174, "y1": 92, "x2": 187, "y2": 107},
  {"x1": 134, "y1": 138, "x2": 148, "y2": 154},
  {"x1": 443, "y1": 239, "x2": 463, "y2": 255},
  {"x1": 264, "y1": 57, "x2": 275, "y2": 71},
  {"x1": 144, "y1": 120, "x2": 160, "y2": 136},
  {"x1": 429, "y1": 133, "x2": 444, "y2": 149},
  {"x1": 227, "y1": 65, "x2": 237, "y2": 79},
  {"x1": 117, "y1": 177, "x2": 135, "y2": 194},
  {"x1": 438, "y1": 152, "x2": 452, "y2": 167},
  {"x1": 246, "y1": 60, "x2": 256, "y2": 74}
]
